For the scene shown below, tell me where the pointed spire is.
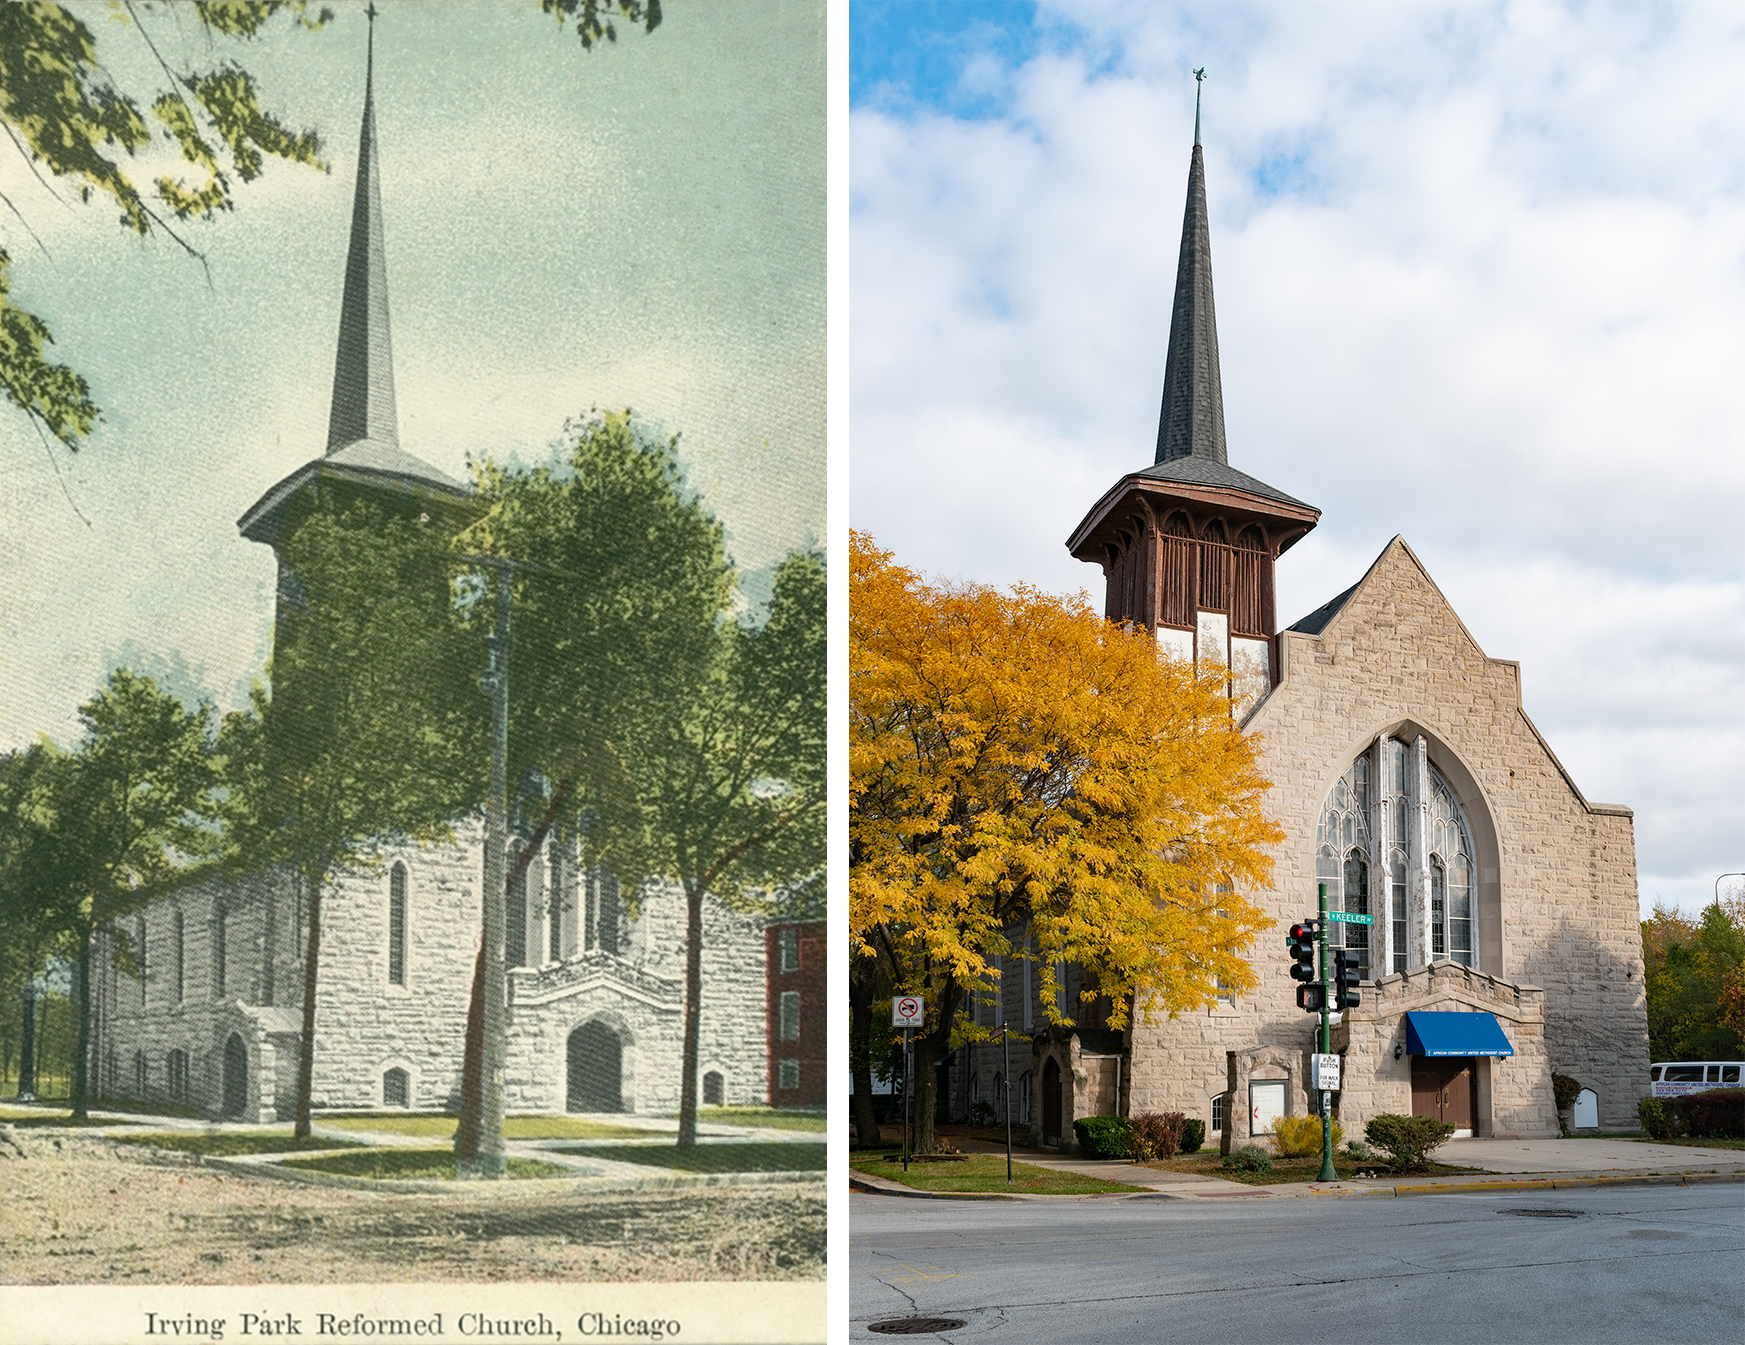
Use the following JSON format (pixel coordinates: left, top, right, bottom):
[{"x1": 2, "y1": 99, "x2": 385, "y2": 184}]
[
  {"x1": 326, "y1": 5, "x2": 398, "y2": 454},
  {"x1": 1154, "y1": 70, "x2": 1227, "y2": 467}
]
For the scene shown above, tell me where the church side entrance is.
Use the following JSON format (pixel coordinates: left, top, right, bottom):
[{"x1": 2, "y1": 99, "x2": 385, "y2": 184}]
[
  {"x1": 1042, "y1": 1057, "x2": 1062, "y2": 1144},
  {"x1": 567, "y1": 1021, "x2": 624, "y2": 1113},
  {"x1": 221, "y1": 1034, "x2": 248, "y2": 1119},
  {"x1": 1411, "y1": 1056, "x2": 1475, "y2": 1132}
]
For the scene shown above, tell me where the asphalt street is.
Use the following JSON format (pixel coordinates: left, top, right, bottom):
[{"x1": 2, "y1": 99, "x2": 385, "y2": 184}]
[{"x1": 850, "y1": 1183, "x2": 1744, "y2": 1343}]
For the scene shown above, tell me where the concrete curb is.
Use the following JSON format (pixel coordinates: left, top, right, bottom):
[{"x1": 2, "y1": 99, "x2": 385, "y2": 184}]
[{"x1": 851, "y1": 1167, "x2": 1745, "y2": 1203}]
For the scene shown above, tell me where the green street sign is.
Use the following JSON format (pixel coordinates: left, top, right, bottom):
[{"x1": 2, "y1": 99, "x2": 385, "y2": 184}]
[{"x1": 1327, "y1": 911, "x2": 1373, "y2": 925}]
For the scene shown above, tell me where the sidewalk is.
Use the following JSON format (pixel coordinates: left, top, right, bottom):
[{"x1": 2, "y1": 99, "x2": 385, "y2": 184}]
[{"x1": 850, "y1": 1134, "x2": 1745, "y2": 1201}]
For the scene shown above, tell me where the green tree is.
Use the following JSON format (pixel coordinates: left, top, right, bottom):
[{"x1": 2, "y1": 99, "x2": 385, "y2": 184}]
[
  {"x1": 465, "y1": 413, "x2": 825, "y2": 1149},
  {"x1": 1641, "y1": 898, "x2": 1745, "y2": 1061},
  {"x1": 0, "y1": 744, "x2": 81, "y2": 1096},
  {"x1": 58, "y1": 670, "x2": 218, "y2": 1119},
  {"x1": 638, "y1": 549, "x2": 827, "y2": 1146},
  {"x1": 224, "y1": 499, "x2": 485, "y2": 1138},
  {"x1": 850, "y1": 534, "x2": 1280, "y2": 1155},
  {"x1": 0, "y1": 1, "x2": 659, "y2": 450}
]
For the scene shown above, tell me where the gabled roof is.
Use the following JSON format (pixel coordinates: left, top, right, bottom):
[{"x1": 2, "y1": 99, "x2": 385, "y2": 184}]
[{"x1": 1286, "y1": 582, "x2": 1358, "y2": 635}]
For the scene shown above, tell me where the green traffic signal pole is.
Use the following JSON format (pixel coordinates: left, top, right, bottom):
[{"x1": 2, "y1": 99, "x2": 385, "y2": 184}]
[{"x1": 1317, "y1": 881, "x2": 1337, "y2": 1183}]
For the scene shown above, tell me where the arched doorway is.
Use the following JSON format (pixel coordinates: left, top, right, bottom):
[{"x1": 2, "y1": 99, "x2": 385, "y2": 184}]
[
  {"x1": 221, "y1": 1033, "x2": 248, "y2": 1119},
  {"x1": 566, "y1": 1020, "x2": 623, "y2": 1113},
  {"x1": 1042, "y1": 1056, "x2": 1062, "y2": 1143}
]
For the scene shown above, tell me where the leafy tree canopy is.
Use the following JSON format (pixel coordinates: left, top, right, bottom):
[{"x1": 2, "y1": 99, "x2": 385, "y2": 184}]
[
  {"x1": 0, "y1": 1, "x2": 659, "y2": 449},
  {"x1": 1642, "y1": 892, "x2": 1745, "y2": 1062},
  {"x1": 850, "y1": 530, "x2": 1280, "y2": 1039}
]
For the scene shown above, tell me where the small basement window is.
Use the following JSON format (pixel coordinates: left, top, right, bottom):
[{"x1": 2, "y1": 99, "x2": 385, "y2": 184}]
[{"x1": 383, "y1": 1067, "x2": 409, "y2": 1108}]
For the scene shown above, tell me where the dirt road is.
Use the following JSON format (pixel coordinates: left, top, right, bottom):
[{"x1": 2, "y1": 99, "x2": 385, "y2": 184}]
[{"x1": 0, "y1": 1127, "x2": 824, "y2": 1284}]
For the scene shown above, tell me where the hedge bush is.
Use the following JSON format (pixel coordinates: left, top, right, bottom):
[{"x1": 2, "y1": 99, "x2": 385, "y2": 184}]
[
  {"x1": 1221, "y1": 1143, "x2": 1273, "y2": 1173},
  {"x1": 1127, "y1": 1111, "x2": 1188, "y2": 1161},
  {"x1": 1180, "y1": 1118, "x2": 1206, "y2": 1154},
  {"x1": 1638, "y1": 1096, "x2": 1676, "y2": 1141},
  {"x1": 1364, "y1": 1113, "x2": 1454, "y2": 1171},
  {"x1": 1674, "y1": 1089, "x2": 1744, "y2": 1138},
  {"x1": 1072, "y1": 1115, "x2": 1132, "y2": 1158},
  {"x1": 1272, "y1": 1115, "x2": 1346, "y2": 1158}
]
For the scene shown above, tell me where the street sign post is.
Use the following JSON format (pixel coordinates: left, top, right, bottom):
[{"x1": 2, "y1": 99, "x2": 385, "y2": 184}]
[
  {"x1": 1316, "y1": 883, "x2": 1338, "y2": 1182},
  {"x1": 892, "y1": 998, "x2": 922, "y2": 1171}
]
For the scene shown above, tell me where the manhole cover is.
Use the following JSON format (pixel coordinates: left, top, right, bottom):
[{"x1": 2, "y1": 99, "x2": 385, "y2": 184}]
[
  {"x1": 1500, "y1": 1208, "x2": 1583, "y2": 1218},
  {"x1": 868, "y1": 1318, "x2": 969, "y2": 1335}
]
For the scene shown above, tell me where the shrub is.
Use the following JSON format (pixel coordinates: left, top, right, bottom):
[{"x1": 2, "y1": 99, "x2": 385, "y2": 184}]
[
  {"x1": 1673, "y1": 1089, "x2": 1744, "y2": 1139},
  {"x1": 1127, "y1": 1111, "x2": 1187, "y2": 1161},
  {"x1": 1638, "y1": 1096, "x2": 1677, "y2": 1141},
  {"x1": 967, "y1": 1100, "x2": 995, "y2": 1125},
  {"x1": 1272, "y1": 1115, "x2": 1346, "y2": 1158},
  {"x1": 1344, "y1": 1140, "x2": 1376, "y2": 1163},
  {"x1": 1180, "y1": 1117, "x2": 1206, "y2": 1154},
  {"x1": 1073, "y1": 1115, "x2": 1132, "y2": 1159},
  {"x1": 1364, "y1": 1113, "x2": 1455, "y2": 1172},
  {"x1": 1221, "y1": 1144, "x2": 1273, "y2": 1173},
  {"x1": 1551, "y1": 1073, "x2": 1581, "y2": 1135}
]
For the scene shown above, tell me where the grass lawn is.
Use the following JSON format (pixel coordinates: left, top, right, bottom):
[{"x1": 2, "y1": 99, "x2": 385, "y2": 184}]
[
  {"x1": 1632, "y1": 1135, "x2": 1745, "y2": 1150},
  {"x1": 317, "y1": 1114, "x2": 657, "y2": 1141},
  {"x1": 560, "y1": 1142, "x2": 827, "y2": 1174},
  {"x1": 111, "y1": 1129, "x2": 367, "y2": 1157},
  {"x1": 281, "y1": 1147, "x2": 573, "y2": 1181},
  {"x1": 695, "y1": 1107, "x2": 826, "y2": 1133},
  {"x1": 1136, "y1": 1149, "x2": 1482, "y2": 1185},
  {"x1": 853, "y1": 1153, "x2": 1146, "y2": 1195},
  {"x1": 0, "y1": 1105, "x2": 138, "y2": 1128}
]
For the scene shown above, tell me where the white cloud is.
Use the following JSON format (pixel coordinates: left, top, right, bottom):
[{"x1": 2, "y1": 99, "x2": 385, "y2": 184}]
[{"x1": 851, "y1": 1, "x2": 1745, "y2": 916}]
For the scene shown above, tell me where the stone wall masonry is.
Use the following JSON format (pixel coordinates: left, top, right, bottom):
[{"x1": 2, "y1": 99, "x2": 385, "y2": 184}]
[
  {"x1": 1119, "y1": 538, "x2": 1646, "y2": 1139},
  {"x1": 1331, "y1": 963, "x2": 1555, "y2": 1138},
  {"x1": 94, "y1": 818, "x2": 771, "y2": 1119}
]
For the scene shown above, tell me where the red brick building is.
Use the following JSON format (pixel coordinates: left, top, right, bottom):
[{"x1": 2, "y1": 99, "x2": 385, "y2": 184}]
[{"x1": 765, "y1": 921, "x2": 826, "y2": 1107}]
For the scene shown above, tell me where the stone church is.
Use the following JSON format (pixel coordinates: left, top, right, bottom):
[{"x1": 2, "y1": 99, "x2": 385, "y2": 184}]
[
  {"x1": 950, "y1": 112, "x2": 1650, "y2": 1147},
  {"x1": 86, "y1": 36, "x2": 801, "y2": 1124}
]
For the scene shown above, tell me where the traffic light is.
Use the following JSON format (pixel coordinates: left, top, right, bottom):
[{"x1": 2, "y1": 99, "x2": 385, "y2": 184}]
[
  {"x1": 1287, "y1": 922, "x2": 1318, "y2": 985},
  {"x1": 1296, "y1": 982, "x2": 1326, "y2": 1013},
  {"x1": 1332, "y1": 948, "x2": 1363, "y2": 1011}
]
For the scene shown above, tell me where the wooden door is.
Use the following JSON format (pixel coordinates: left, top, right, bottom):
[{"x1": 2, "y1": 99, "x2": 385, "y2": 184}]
[
  {"x1": 1411, "y1": 1056, "x2": 1475, "y2": 1128},
  {"x1": 1043, "y1": 1057, "x2": 1062, "y2": 1141}
]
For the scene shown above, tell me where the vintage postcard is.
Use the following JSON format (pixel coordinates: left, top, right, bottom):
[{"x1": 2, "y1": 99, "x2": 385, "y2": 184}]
[{"x1": 0, "y1": 2, "x2": 825, "y2": 1341}]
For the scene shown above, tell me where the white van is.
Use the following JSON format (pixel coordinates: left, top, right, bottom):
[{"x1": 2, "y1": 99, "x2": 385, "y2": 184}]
[{"x1": 1649, "y1": 1061, "x2": 1743, "y2": 1098}]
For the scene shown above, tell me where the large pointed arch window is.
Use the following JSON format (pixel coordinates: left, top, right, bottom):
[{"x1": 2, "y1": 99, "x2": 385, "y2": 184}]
[{"x1": 1316, "y1": 738, "x2": 1479, "y2": 978}]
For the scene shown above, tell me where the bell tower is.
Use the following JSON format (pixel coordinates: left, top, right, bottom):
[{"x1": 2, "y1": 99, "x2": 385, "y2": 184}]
[
  {"x1": 1066, "y1": 74, "x2": 1318, "y2": 710},
  {"x1": 236, "y1": 7, "x2": 475, "y2": 647}
]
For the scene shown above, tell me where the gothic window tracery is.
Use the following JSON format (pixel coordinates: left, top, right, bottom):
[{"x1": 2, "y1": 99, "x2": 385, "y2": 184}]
[{"x1": 1316, "y1": 740, "x2": 1479, "y2": 978}]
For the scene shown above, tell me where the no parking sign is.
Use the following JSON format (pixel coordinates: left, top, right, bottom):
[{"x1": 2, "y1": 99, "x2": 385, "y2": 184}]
[{"x1": 892, "y1": 996, "x2": 924, "y2": 1028}]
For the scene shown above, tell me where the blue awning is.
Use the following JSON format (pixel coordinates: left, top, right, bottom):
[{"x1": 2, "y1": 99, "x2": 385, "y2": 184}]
[{"x1": 1404, "y1": 1011, "x2": 1515, "y2": 1058}]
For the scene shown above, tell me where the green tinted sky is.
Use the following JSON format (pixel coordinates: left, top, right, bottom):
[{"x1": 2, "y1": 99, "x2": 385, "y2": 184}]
[{"x1": 0, "y1": 0, "x2": 824, "y2": 747}]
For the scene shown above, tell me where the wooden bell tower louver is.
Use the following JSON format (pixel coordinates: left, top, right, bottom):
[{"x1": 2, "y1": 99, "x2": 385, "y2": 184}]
[{"x1": 1066, "y1": 78, "x2": 1318, "y2": 707}]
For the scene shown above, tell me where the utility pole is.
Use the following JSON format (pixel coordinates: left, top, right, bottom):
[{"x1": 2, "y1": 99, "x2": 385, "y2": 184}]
[{"x1": 458, "y1": 564, "x2": 511, "y2": 1178}]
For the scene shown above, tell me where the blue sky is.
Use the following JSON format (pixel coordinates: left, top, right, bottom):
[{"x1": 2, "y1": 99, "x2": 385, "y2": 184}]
[{"x1": 849, "y1": 1, "x2": 1745, "y2": 916}]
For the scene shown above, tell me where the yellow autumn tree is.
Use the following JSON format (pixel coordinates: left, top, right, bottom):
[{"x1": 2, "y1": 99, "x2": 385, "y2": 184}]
[{"x1": 850, "y1": 532, "x2": 1282, "y2": 1152}]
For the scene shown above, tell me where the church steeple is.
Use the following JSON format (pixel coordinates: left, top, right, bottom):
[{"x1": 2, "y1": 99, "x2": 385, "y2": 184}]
[
  {"x1": 238, "y1": 7, "x2": 471, "y2": 553},
  {"x1": 326, "y1": 6, "x2": 397, "y2": 454},
  {"x1": 1065, "y1": 75, "x2": 1319, "y2": 713},
  {"x1": 1155, "y1": 69, "x2": 1226, "y2": 467}
]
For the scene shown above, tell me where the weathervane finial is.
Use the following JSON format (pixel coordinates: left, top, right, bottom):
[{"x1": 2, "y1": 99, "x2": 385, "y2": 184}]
[{"x1": 1193, "y1": 68, "x2": 1206, "y2": 147}]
